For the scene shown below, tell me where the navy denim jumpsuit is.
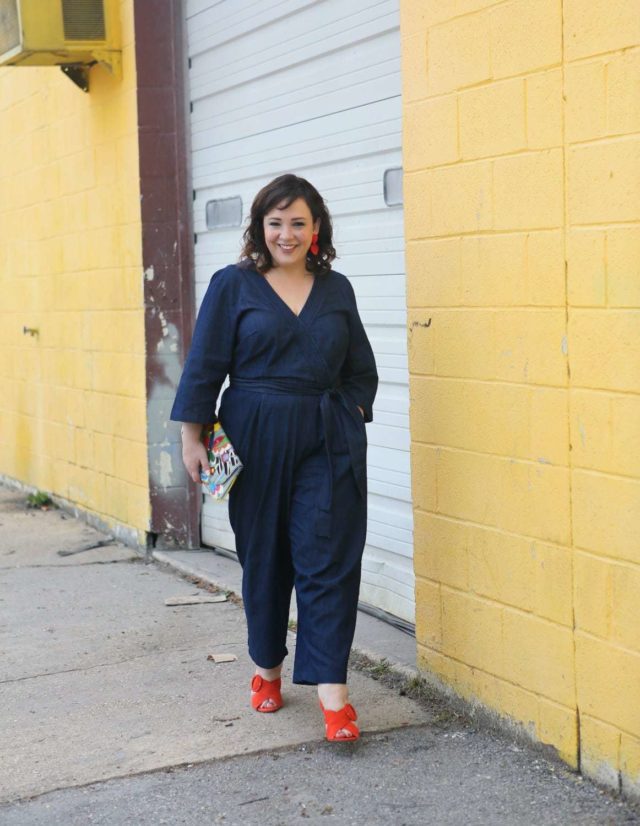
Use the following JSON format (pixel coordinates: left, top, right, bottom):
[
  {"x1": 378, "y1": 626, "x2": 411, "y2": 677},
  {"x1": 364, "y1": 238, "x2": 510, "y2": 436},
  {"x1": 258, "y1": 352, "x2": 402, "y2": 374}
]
[{"x1": 170, "y1": 263, "x2": 378, "y2": 685}]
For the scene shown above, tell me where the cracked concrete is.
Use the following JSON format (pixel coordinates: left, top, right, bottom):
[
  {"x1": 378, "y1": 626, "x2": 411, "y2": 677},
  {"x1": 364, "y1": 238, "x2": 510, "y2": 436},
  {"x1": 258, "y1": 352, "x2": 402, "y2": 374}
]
[{"x1": 0, "y1": 486, "x2": 430, "y2": 804}]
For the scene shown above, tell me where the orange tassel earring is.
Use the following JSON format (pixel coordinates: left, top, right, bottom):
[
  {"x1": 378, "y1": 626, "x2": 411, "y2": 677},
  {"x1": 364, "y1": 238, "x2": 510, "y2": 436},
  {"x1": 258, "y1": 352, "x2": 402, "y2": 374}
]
[{"x1": 310, "y1": 232, "x2": 319, "y2": 256}]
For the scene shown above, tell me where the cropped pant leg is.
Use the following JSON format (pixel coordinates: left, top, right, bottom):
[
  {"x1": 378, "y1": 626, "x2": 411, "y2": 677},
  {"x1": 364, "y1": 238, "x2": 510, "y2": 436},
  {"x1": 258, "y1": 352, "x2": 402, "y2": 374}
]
[
  {"x1": 225, "y1": 395, "x2": 298, "y2": 671},
  {"x1": 288, "y1": 442, "x2": 367, "y2": 686}
]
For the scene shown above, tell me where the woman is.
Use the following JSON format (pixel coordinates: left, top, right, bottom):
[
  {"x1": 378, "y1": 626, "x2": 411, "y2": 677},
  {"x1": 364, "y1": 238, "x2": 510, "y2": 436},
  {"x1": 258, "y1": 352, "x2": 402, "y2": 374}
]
[{"x1": 170, "y1": 174, "x2": 378, "y2": 742}]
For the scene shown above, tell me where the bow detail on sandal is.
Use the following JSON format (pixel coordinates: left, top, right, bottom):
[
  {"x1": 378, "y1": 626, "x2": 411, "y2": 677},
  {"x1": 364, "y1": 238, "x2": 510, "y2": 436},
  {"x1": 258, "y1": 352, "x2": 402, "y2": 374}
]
[
  {"x1": 319, "y1": 700, "x2": 360, "y2": 742},
  {"x1": 251, "y1": 674, "x2": 283, "y2": 713}
]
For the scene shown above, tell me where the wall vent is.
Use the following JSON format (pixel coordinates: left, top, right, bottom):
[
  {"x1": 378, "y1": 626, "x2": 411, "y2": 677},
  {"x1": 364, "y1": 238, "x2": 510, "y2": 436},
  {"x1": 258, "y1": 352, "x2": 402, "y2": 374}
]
[{"x1": 62, "y1": 0, "x2": 106, "y2": 40}]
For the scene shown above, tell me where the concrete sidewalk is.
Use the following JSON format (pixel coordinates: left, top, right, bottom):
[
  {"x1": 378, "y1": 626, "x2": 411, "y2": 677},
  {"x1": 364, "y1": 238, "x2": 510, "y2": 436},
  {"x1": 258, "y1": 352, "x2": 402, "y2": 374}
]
[{"x1": 1, "y1": 484, "x2": 638, "y2": 825}]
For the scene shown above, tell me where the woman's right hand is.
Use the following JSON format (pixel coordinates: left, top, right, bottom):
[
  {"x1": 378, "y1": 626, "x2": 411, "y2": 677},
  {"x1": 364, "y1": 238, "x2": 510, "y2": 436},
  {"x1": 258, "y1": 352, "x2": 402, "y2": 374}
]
[{"x1": 181, "y1": 423, "x2": 210, "y2": 483}]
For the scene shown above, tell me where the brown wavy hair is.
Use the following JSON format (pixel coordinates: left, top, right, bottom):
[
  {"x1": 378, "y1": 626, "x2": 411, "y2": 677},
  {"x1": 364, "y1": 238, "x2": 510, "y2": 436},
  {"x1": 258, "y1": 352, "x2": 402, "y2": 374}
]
[{"x1": 239, "y1": 174, "x2": 336, "y2": 276}]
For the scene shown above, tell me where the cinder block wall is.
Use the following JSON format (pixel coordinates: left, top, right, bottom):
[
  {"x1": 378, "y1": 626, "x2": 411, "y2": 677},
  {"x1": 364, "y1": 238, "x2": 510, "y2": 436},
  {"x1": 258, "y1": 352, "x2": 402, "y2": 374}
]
[
  {"x1": 401, "y1": 0, "x2": 639, "y2": 794},
  {"x1": 0, "y1": 0, "x2": 149, "y2": 541}
]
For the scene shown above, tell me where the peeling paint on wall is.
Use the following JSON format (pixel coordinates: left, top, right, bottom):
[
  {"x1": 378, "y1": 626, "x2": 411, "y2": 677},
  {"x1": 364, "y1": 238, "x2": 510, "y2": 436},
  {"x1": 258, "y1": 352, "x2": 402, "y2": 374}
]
[
  {"x1": 136, "y1": 0, "x2": 199, "y2": 548},
  {"x1": 157, "y1": 445, "x2": 175, "y2": 488},
  {"x1": 155, "y1": 316, "x2": 179, "y2": 354}
]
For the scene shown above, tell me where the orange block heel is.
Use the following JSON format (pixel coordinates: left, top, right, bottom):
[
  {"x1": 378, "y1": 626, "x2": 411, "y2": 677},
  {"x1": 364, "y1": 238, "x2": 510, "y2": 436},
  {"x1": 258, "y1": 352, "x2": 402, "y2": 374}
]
[
  {"x1": 251, "y1": 674, "x2": 283, "y2": 713},
  {"x1": 319, "y1": 700, "x2": 360, "y2": 742}
]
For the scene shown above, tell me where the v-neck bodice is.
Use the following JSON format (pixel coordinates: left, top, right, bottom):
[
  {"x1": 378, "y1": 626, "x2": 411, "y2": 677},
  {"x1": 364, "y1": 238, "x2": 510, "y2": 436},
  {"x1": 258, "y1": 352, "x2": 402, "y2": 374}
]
[
  {"x1": 170, "y1": 263, "x2": 378, "y2": 427},
  {"x1": 253, "y1": 268, "x2": 318, "y2": 321}
]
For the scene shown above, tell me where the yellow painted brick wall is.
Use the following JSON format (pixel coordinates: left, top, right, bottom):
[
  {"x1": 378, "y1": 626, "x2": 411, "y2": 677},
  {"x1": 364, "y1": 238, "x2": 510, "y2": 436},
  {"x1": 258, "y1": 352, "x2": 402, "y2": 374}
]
[
  {"x1": 0, "y1": 0, "x2": 149, "y2": 540},
  {"x1": 402, "y1": 0, "x2": 640, "y2": 796}
]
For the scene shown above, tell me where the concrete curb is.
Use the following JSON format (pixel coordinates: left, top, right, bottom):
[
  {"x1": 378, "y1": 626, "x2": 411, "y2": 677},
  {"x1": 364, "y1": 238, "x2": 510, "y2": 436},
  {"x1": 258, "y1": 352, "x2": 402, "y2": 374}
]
[{"x1": 152, "y1": 549, "x2": 239, "y2": 596}]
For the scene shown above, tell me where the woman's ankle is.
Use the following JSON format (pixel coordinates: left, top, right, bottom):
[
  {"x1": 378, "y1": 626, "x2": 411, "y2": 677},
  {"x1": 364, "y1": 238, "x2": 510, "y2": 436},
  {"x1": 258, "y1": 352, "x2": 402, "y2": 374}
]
[
  {"x1": 317, "y1": 683, "x2": 349, "y2": 710},
  {"x1": 255, "y1": 663, "x2": 282, "y2": 681}
]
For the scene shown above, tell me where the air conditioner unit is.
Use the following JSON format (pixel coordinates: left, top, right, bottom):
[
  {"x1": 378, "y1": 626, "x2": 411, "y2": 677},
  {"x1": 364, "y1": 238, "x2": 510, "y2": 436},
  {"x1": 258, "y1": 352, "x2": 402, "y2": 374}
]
[{"x1": 0, "y1": 0, "x2": 120, "y2": 81}]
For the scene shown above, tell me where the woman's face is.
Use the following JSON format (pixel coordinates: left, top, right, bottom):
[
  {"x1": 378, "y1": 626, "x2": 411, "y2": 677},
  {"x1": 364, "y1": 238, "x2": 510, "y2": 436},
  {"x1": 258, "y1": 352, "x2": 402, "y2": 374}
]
[{"x1": 263, "y1": 197, "x2": 320, "y2": 271}]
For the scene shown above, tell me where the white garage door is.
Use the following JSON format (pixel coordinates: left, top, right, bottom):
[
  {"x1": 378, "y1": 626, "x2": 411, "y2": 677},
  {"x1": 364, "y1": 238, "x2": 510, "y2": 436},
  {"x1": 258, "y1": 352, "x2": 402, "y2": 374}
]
[{"x1": 186, "y1": 0, "x2": 415, "y2": 624}]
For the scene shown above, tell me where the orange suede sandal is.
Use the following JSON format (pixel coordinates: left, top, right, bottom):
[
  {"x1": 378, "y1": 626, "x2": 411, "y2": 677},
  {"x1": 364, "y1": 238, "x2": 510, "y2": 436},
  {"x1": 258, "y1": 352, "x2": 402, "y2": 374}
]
[
  {"x1": 319, "y1": 700, "x2": 360, "y2": 742},
  {"x1": 251, "y1": 674, "x2": 283, "y2": 713}
]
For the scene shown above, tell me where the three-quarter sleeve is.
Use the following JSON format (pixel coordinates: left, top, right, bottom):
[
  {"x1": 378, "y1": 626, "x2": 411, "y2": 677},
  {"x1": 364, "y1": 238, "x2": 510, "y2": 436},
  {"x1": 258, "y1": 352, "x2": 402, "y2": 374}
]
[
  {"x1": 339, "y1": 278, "x2": 378, "y2": 422},
  {"x1": 170, "y1": 268, "x2": 236, "y2": 423}
]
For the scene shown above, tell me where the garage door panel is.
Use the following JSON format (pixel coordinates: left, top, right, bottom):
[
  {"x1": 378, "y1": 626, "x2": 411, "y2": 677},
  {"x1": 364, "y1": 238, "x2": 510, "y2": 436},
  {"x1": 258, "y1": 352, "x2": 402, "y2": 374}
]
[
  {"x1": 367, "y1": 418, "x2": 410, "y2": 438},
  {"x1": 335, "y1": 259, "x2": 406, "y2": 280},
  {"x1": 368, "y1": 331, "x2": 410, "y2": 356},
  {"x1": 360, "y1": 561, "x2": 413, "y2": 614},
  {"x1": 362, "y1": 565, "x2": 415, "y2": 593},
  {"x1": 189, "y1": 2, "x2": 391, "y2": 64},
  {"x1": 367, "y1": 421, "x2": 410, "y2": 452},
  {"x1": 334, "y1": 222, "x2": 405, "y2": 244},
  {"x1": 368, "y1": 479, "x2": 412, "y2": 501},
  {"x1": 364, "y1": 541, "x2": 414, "y2": 578},
  {"x1": 200, "y1": 497, "x2": 236, "y2": 551},
  {"x1": 187, "y1": 0, "x2": 414, "y2": 624},
  {"x1": 363, "y1": 534, "x2": 415, "y2": 568},
  {"x1": 186, "y1": 0, "x2": 226, "y2": 22},
  {"x1": 192, "y1": 132, "x2": 401, "y2": 189},
  {"x1": 370, "y1": 391, "x2": 409, "y2": 415},
  {"x1": 193, "y1": 56, "x2": 401, "y2": 140},
  {"x1": 359, "y1": 309, "x2": 407, "y2": 327},
  {"x1": 193, "y1": 46, "x2": 399, "y2": 120},
  {"x1": 189, "y1": 2, "x2": 398, "y2": 90},
  {"x1": 368, "y1": 445, "x2": 411, "y2": 477},
  {"x1": 188, "y1": 0, "x2": 317, "y2": 57},
  {"x1": 192, "y1": 98, "x2": 401, "y2": 164},
  {"x1": 369, "y1": 463, "x2": 411, "y2": 488},
  {"x1": 193, "y1": 82, "x2": 401, "y2": 154},
  {"x1": 337, "y1": 238, "x2": 405, "y2": 257},
  {"x1": 194, "y1": 120, "x2": 402, "y2": 172},
  {"x1": 192, "y1": 98, "x2": 401, "y2": 162},
  {"x1": 360, "y1": 583, "x2": 415, "y2": 620},
  {"x1": 377, "y1": 365, "x2": 411, "y2": 385}
]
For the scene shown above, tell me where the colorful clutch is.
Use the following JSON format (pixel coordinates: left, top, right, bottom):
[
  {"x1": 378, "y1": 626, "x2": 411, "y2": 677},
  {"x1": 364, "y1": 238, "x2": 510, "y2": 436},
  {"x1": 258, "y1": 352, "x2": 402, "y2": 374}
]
[{"x1": 200, "y1": 421, "x2": 243, "y2": 500}]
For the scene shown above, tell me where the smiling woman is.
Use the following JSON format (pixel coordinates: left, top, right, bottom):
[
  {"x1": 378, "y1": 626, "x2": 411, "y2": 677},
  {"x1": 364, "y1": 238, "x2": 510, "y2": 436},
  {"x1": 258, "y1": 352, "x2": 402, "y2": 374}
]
[
  {"x1": 240, "y1": 174, "x2": 336, "y2": 277},
  {"x1": 170, "y1": 174, "x2": 378, "y2": 742},
  {"x1": 265, "y1": 200, "x2": 318, "y2": 265}
]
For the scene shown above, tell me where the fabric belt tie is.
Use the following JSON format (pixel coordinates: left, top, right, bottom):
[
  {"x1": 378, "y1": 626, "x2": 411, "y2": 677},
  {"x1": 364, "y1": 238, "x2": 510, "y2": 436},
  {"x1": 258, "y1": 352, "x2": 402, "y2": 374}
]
[{"x1": 229, "y1": 377, "x2": 366, "y2": 537}]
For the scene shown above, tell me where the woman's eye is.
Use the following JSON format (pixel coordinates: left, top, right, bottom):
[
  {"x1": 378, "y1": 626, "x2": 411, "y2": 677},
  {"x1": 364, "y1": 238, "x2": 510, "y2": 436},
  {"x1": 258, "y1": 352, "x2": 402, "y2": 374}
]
[{"x1": 268, "y1": 222, "x2": 305, "y2": 227}]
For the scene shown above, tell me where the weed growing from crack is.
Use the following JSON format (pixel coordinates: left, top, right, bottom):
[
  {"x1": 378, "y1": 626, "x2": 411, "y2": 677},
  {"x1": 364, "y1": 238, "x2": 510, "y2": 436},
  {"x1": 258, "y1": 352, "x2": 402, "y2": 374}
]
[{"x1": 26, "y1": 491, "x2": 55, "y2": 509}]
